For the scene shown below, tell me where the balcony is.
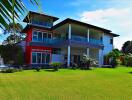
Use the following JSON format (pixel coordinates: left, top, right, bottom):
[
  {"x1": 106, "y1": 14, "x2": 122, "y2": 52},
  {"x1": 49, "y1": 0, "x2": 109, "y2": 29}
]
[
  {"x1": 71, "y1": 35, "x2": 102, "y2": 45},
  {"x1": 31, "y1": 20, "x2": 53, "y2": 28},
  {"x1": 31, "y1": 35, "x2": 103, "y2": 48}
]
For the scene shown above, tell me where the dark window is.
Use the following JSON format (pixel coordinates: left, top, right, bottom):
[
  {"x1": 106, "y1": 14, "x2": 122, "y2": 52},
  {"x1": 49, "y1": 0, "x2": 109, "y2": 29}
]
[
  {"x1": 32, "y1": 52, "x2": 37, "y2": 63},
  {"x1": 38, "y1": 32, "x2": 42, "y2": 42},
  {"x1": 43, "y1": 33, "x2": 47, "y2": 38},
  {"x1": 48, "y1": 34, "x2": 51, "y2": 38},
  {"x1": 110, "y1": 39, "x2": 113, "y2": 44}
]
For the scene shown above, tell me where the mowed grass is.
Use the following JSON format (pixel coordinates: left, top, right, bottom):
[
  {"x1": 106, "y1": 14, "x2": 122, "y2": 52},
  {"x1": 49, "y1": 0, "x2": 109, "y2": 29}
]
[{"x1": 0, "y1": 66, "x2": 132, "y2": 100}]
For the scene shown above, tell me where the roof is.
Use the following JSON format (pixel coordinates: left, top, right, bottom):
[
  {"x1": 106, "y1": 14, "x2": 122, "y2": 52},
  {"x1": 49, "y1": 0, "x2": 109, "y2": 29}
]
[
  {"x1": 23, "y1": 11, "x2": 59, "y2": 23},
  {"x1": 53, "y1": 18, "x2": 119, "y2": 37}
]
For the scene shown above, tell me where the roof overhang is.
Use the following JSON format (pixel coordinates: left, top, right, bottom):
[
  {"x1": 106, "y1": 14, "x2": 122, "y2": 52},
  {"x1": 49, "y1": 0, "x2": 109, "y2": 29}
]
[
  {"x1": 23, "y1": 11, "x2": 59, "y2": 23},
  {"x1": 53, "y1": 18, "x2": 119, "y2": 37}
]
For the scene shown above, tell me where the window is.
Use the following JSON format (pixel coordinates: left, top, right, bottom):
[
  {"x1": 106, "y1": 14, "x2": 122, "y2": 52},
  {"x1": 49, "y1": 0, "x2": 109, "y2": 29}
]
[
  {"x1": 33, "y1": 31, "x2": 38, "y2": 41},
  {"x1": 48, "y1": 34, "x2": 51, "y2": 38},
  {"x1": 38, "y1": 32, "x2": 43, "y2": 42},
  {"x1": 32, "y1": 31, "x2": 52, "y2": 42},
  {"x1": 32, "y1": 51, "x2": 51, "y2": 64},
  {"x1": 110, "y1": 38, "x2": 113, "y2": 44},
  {"x1": 32, "y1": 52, "x2": 37, "y2": 63}
]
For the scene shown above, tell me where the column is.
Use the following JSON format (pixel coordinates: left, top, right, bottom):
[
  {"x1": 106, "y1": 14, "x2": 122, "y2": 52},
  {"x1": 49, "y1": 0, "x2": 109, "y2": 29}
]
[
  {"x1": 99, "y1": 49, "x2": 103, "y2": 67},
  {"x1": 87, "y1": 28, "x2": 90, "y2": 42},
  {"x1": 87, "y1": 28, "x2": 90, "y2": 57},
  {"x1": 87, "y1": 48, "x2": 89, "y2": 57},
  {"x1": 67, "y1": 24, "x2": 71, "y2": 67},
  {"x1": 67, "y1": 45, "x2": 71, "y2": 67}
]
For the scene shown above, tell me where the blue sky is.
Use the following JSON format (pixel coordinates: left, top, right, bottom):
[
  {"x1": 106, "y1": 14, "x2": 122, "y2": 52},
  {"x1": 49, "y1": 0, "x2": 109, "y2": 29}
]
[{"x1": 0, "y1": 0, "x2": 132, "y2": 49}]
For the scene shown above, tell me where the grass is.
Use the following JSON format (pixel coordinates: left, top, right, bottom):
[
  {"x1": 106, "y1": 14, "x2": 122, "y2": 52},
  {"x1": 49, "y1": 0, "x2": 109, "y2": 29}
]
[{"x1": 0, "y1": 66, "x2": 132, "y2": 100}]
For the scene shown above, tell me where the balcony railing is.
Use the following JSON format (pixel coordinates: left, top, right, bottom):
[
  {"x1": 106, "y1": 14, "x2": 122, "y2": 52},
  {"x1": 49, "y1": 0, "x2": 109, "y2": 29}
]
[
  {"x1": 71, "y1": 35, "x2": 102, "y2": 45},
  {"x1": 33, "y1": 38, "x2": 63, "y2": 45},
  {"x1": 32, "y1": 35, "x2": 102, "y2": 45}
]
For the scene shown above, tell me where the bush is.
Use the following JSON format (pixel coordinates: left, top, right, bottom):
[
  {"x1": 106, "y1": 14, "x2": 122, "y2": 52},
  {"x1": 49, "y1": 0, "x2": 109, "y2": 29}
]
[
  {"x1": 110, "y1": 58, "x2": 118, "y2": 68},
  {"x1": 50, "y1": 62, "x2": 62, "y2": 71},
  {"x1": 81, "y1": 54, "x2": 98, "y2": 70},
  {"x1": 35, "y1": 67, "x2": 41, "y2": 72},
  {"x1": 1, "y1": 68, "x2": 17, "y2": 73},
  {"x1": 124, "y1": 54, "x2": 132, "y2": 66}
]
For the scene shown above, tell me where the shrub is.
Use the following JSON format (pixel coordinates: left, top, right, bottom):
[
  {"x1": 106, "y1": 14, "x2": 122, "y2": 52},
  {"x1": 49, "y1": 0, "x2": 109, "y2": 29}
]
[
  {"x1": 81, "y1": 54, "x2": 98, "y2": 70},
  {"x1": 50, "y1": 62, "x2": 62, "y2": 71},
  {"x1": 110, "y1": 58, "x2": 118, "y2": 68},
  {"x1": 35, "y1": 67, "x2": 41, "y2": 72},
  {"x1": 1, "y1": 68, "x2": 17, "y2": 73},
  {"x1": 124, "y1": 54, "x2": 132, "y2": 66}
]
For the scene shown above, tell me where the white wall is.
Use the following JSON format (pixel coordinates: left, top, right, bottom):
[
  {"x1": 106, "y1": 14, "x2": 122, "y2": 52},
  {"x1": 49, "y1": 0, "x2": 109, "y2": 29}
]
[{"x1": 51, "y1": 54, "x2": 64, "y2": 63}]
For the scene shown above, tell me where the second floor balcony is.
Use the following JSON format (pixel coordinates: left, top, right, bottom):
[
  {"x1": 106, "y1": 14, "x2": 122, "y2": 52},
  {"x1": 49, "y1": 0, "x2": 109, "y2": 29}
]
[{"x1": 31, "y1": 35, "x2": 103, "y2": 46}]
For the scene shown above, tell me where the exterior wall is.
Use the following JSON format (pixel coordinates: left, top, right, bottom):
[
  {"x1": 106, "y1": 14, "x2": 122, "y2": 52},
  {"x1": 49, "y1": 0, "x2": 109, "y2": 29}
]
[
  {"x1": 51, "y1": 54, "x2": 64, "y2": 63},
  {"x1": 101, "y1": 34, "x2": 114, "y2": 65},
  {"x1": 25, "y1": 27, "x2": 53, "y2": 65},
  {"x1": 103, "y1": 34, "x2": 113, "y2": 55}
]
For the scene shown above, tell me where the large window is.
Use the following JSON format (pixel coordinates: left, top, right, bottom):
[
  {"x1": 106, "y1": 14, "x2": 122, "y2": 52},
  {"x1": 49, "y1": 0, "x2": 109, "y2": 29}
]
[
  {"x1": 32, "y1": 31, "x2": 52, "y2": 42},
  {"x1": 32, "y1": 51, "x2": 51, "y2": 64}
]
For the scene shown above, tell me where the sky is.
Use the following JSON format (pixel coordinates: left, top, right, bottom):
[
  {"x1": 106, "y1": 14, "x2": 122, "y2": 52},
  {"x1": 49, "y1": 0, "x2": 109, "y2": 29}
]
[{"x1": 0, "y1": 0, "x2": 132, "y2": 49}]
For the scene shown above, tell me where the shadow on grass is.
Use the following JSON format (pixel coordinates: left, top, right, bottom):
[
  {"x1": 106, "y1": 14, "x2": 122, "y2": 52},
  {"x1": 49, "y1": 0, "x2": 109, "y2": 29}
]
[
  {"x1": 44, "y1": 69, "x2": 57, "y2": 72},
  {"x1": 128, "y1": 72, "x2": 132, "y2": 74}
]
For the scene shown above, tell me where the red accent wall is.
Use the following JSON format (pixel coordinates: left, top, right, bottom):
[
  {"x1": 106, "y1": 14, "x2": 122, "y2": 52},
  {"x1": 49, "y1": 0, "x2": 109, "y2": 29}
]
[{"x1": 25, "y1": 27, "x2": 53, "y2": 64}]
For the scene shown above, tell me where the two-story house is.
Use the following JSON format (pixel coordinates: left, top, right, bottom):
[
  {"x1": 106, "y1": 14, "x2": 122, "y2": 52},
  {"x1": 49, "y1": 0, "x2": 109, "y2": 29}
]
[{"x1": 22, "y1": 11, "x2": 119, "y2": 67}]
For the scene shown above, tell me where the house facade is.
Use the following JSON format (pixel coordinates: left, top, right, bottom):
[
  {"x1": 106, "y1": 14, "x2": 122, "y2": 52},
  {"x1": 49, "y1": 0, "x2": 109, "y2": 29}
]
[{"x1": 22, "y1": 11, "x2": 119, "y2": 67}]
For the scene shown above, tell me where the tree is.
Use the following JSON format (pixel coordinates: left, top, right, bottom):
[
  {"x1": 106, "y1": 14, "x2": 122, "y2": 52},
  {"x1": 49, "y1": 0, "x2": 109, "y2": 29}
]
[
  {"x1": 2, "y1": 23, "x2": 25, "y2": 44},
  {"x1": 107, "y1": 49, "x2": 122, "y2": 67},
  {"x1": 0, "y1": 0, "x2": 38, "y2": 30},
  {"x1": 122, "y1": 41, "x2": 132, "y2": 54}
]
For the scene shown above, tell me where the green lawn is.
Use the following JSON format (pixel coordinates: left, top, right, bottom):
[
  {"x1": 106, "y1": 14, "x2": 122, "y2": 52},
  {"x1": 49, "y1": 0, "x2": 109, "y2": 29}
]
[{"x1": 0, "y1": 66, "x2": 132, "y2": 100}]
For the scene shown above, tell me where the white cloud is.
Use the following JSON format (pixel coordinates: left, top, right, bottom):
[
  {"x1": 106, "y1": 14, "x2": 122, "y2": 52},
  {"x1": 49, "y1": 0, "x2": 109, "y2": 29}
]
[{"x1": 79, "y1": 8, "x2": 132, "y2": 50}]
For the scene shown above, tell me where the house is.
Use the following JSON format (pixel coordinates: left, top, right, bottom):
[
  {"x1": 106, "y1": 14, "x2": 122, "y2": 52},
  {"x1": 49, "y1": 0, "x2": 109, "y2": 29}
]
[{"x1": 22, "y1": 11, "x2": 119, "y2": 67}]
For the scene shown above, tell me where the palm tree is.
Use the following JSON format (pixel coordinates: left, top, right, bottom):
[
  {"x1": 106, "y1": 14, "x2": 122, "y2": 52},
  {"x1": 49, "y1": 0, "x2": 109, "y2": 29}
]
[{"x1": 0, "y1": 0, "x2": 38, "y2": 29}]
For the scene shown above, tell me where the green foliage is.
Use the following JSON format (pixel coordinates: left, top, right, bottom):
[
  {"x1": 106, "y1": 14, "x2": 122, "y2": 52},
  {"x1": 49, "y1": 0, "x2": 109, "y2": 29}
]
[
  {"x1": 35, "y1": 67, "x2": 41, "y2": 72},
  {"x1": 81, "y1": 54, "x2": 98, "y2": 69},
  {"x1": 1, "y1": 0, "x2": 38, "y2": 29},
  {"x1": 50, "y1": 62, "x2": 62, "y2": 71},
  {"x1": 106, "y1": 49, "x2": 122, "y2": 67},
  {"x1": 124, "y1": 54, "x2": 132, "y2": 66},
  {"x1": 0, "y1": 44, "x2": 24, "y2": 65},
  {"x1": 1, "y1": 68, "x2": 19, "y2": 73},
  {"x1": 122, "y1": 41, "x2": 132, "y2": 54}
]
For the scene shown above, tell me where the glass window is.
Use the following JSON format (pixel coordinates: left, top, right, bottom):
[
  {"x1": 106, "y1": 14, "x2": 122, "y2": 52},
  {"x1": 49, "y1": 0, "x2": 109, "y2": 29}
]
[
  {"x1": 32, "y1": 52, "x2": 37, "y2": 63},
  {"x1": 42, "y1": 53, "x2": 46, "y2": 63},
  {"x1": 46, "y1": 54, "x2": 50, "y2": 64},
  {"x1": 33, "y1": 31, "x2": 38, "y2": 41},
  {"x1": 37, "y1": 53, "x2": 41, "y2": 63},
  {"x1": 48, "y1": 34, "x2": 51, "y2": 38},
  {"x1": 38, "y1": 32, "x2": 43, "y2": 42},
  {"x1": 43, "y1": 33, "x2": 47, "y2": 38}
]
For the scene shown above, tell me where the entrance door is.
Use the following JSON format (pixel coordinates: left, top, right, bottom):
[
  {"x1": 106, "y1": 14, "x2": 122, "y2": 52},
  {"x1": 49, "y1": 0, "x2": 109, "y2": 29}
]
[{"x1": 73, "y1": 55, "x2": 80, "y2": 64}]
